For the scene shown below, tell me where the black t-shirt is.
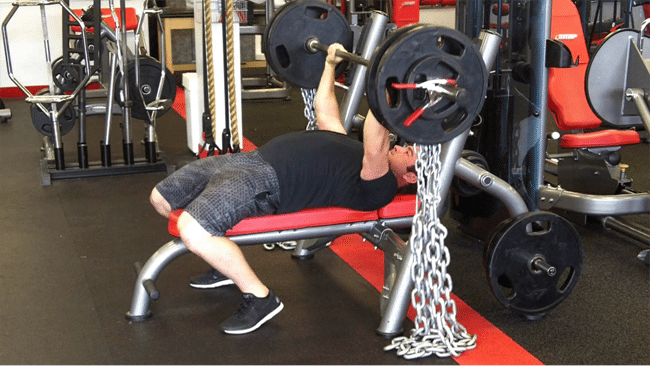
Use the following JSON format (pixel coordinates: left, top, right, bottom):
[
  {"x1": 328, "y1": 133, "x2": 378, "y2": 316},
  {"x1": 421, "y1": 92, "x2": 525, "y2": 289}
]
[{"x1": 257, "y1": 130, "x2": 398, "y2": 214}]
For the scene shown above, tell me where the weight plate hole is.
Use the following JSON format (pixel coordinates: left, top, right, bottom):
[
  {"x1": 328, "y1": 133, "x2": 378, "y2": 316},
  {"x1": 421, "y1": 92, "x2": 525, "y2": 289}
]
[
  {"x1": 526, "y1": 220, "x2": 551, "y2": 235},
  {"x1": 275, "y1": 45, "x2": 291, "y2": 69},
  {"x1": 386, "y1": 77, "x2": 401, "y2": 108},
  {"x1": 497, "y1": 274, "x2": 516, "y2": 299},
  {"x1": 413, "y1": 73, "x2": 427, "y2": 101},
  {"x1": 305, "y1": 6, "x2": 327, "y2": 19},
  {"x1": 437, "y1": 35, "x2": 465, "y2": 57},
  {"x1": 556, "y1": 266, "x2": 575, "y2": 293}
]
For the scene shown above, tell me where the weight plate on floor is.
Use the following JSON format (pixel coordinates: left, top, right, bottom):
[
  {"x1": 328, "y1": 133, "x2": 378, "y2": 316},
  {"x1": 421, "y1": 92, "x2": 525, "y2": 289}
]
[
  {"x1": 366, "y1": 26, "x2": 487, "y2": 145},
  {"x1": 114, "y1": 56, "x2": 176, "y2": 120},
  {"x1": 484, "y1": 211, "x2": 583, "y2": 319},
  {"x1": 30, "y1": 88, "x2": 77, "y2": 137},
  {"x1": 263, "y1": 0, "x2": 353, "y2": 89}
]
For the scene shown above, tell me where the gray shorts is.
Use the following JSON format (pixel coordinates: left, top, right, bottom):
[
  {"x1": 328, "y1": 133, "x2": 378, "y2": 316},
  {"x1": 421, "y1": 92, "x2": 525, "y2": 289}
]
[{"x1": 155, "y1": 150, "x2": 281, "y2": 236}]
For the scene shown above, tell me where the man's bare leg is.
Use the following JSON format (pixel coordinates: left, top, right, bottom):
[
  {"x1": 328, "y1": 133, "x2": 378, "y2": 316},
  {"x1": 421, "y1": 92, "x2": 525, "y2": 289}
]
[{"x1": 176, "y1": 211, "x2": 268, "y2": 298}]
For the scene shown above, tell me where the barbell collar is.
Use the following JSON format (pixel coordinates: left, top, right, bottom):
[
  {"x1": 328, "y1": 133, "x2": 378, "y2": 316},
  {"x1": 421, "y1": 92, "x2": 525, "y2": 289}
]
[
  {"x1": 433, "y1": 85, "x2": 470, "y2": 104},
  {"x1": 305, "y1": 37, "x2": 370, "y2": 67}
]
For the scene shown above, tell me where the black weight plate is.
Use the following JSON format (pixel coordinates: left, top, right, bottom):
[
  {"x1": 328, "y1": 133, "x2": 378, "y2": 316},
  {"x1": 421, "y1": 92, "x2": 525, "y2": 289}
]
[
  {"x1": 30, "y1": 89, "x2": 76, "y2": 137},
  {"x1": 484, "y1": 211, "x2": 583, "y2": 318},
  {"x1": 52, "y1": 56, "x2": 84, "y2": 92},
  {"x1": 366, "y1": 24, "x2": 426, "y2": 124},
  {"x1": 264, "y1": 0, "x2": 352, "y2": 89},
  {"x1": 115, "y1": 56, "x2": 176, "y2": 120},
  {"x1": 367, "y1": 26, "x2": 487, "y2": 145}
]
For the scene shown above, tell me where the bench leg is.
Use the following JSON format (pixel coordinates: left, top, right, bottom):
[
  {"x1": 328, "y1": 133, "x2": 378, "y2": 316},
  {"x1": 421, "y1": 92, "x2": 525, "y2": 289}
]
[
  {"x1": 376, "y1": 240, "x2": 414, "y2": 337},
  {"x1": 125, "y1": 238, "x2": 189, "y2": 321}
]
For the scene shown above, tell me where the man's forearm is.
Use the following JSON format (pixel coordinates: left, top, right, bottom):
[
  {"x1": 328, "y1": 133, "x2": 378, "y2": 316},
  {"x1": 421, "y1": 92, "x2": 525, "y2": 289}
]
[{"x1": 315, "y1": 61, "x2": 341, "y2": 130}]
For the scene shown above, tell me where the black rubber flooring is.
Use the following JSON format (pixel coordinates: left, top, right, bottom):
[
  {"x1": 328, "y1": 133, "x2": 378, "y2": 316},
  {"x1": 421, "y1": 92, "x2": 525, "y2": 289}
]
[{"x1": 0, "y1": 78, "x2": 648, "y2": 364}]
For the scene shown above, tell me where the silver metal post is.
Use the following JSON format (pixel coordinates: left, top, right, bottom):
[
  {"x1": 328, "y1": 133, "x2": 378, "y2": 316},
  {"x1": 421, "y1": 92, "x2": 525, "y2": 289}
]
[
  {"x1": 524, "y1": 0, "x2": 552, "y2": 210},
  {"x1": 340, "y1": 11, "x2": 388, "y2": 132}
]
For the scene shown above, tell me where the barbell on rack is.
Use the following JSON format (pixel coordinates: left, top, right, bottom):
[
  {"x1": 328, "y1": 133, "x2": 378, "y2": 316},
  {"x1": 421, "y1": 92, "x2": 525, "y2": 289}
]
[{"x1": 263, "y1": 0, "x2": 488, "y2": 145}]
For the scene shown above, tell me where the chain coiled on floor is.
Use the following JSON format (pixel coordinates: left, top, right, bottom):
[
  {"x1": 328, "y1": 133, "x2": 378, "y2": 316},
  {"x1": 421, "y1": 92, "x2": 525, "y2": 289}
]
[{"x1": 384, "y1": 144, "x2": 477, "y2": 359}]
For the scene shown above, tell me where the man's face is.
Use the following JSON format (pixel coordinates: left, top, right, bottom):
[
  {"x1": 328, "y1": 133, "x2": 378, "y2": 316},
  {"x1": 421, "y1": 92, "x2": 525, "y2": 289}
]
[{"x1": 388, "y1": 144, "x2": 416, "y2": 183}]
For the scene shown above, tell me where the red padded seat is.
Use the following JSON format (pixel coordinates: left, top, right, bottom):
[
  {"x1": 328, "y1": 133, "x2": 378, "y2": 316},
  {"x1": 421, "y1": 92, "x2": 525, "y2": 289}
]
[
  {"x1": 560, "y1": 129, "x2": 641, "y2": 149},
  {"x1": 167, "y1": 194, "x2": 417, "y2": 238},
  {"x1": 70, "y1": 8, "x2": 139, "y2": 33}
]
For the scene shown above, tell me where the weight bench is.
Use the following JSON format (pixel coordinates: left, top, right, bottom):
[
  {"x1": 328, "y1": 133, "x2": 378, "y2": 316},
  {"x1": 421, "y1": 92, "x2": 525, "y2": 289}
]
[{"x1": 126, "y1": 193, "x2": 417, "y2": 336}]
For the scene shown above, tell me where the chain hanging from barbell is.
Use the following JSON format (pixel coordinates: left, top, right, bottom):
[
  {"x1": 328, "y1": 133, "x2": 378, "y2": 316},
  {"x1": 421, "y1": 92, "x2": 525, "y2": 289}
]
[
  {"x1": 385, "y1": 144, "x2": 477, "y2": 360},
  {"x1": 301, "y1": 88, "x2": 318, "y2": 130}
]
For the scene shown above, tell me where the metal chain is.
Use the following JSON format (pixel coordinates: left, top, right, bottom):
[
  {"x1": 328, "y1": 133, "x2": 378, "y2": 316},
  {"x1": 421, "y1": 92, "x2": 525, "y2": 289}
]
[
  {"x1": 301, "y1": 88, "x2": 318, "y2": 130},
  {"x1": 385, "y1": 144, "x2": 477, "y2": 360}
]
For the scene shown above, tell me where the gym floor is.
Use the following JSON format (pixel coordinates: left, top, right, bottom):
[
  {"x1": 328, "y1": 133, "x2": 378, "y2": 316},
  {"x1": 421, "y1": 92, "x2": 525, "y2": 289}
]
[{"x1": 0, "y1": 67, "x2": 648, "y2": 364}]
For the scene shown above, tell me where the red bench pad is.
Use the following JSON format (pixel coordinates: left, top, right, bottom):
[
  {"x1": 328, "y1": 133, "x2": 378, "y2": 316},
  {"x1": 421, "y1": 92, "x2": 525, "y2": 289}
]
[
  {"x1": 167, "y1": 194, "x2": 417, "y2": 238},
  {"x1": 560, "y1": 129, "x2": 641, "y2": 149},
  {"x1": 71, "y1": 8, "x2": 138, "y2": 33},
  {"x1": 378, "y1": 194, "x2": 417, "y2": 219}
]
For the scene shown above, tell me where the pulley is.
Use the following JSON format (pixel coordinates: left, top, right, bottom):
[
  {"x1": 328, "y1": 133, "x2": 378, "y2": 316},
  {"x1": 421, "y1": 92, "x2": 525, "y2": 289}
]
[{"x1": 484, "y1": 211, "x2": 584, "y2": 319}]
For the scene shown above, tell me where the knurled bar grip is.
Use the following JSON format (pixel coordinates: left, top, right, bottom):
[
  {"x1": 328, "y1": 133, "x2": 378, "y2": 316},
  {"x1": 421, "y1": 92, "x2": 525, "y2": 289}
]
[{"x1": 306, "y1": 38, "x2": 370, "y2": 67}]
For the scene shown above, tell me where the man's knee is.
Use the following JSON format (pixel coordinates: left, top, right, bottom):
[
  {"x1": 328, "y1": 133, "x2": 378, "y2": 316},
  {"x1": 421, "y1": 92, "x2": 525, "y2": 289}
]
[
  {"x1": 177, "y1": 212, "x2": 212, "y2": 253},
  {"x1": 150, "y1": 188, "x2": 172, "y2": 217}
]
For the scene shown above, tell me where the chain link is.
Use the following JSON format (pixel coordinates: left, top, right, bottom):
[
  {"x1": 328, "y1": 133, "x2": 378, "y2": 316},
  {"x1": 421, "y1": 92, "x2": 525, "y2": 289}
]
[
  {"x1": 301, "y1": 88, "x2": 318, "y2": 130},
  {"x1": 385, "y1": 144, "x2": 477, "y2": 359}
]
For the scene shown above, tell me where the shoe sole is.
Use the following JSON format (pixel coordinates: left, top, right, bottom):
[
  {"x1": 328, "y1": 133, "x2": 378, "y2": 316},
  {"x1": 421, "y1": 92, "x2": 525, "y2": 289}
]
[
  {"x1": 221, "y1": 302, "x2": 284, "y2": 335},
  {"x1": 189, "y1": 279, "x2": 235, "y2": 289}
]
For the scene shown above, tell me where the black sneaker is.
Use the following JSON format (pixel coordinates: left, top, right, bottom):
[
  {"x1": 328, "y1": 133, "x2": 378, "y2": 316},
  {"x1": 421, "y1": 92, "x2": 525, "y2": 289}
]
[
  {"x1": 220, "y1": 290, "x2": 284, "y2": 334},
  {"x1": 189, "y1": 268, "x2": 235, "y2": 289}
]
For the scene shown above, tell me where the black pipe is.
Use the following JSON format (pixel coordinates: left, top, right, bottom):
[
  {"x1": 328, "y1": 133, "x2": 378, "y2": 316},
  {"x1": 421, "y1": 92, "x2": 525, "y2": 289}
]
[
  {"x1": 101, "y1": 141, "x2": 112, "y2": 167},
  {"x1": 601, "y1": 216, "x2": 650, "y2": 246}
]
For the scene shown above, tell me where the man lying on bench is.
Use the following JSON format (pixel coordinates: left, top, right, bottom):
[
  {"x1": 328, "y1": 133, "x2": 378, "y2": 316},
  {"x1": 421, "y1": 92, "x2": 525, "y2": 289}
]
[{"x1": 148, "y1": 44, "x2": 417, "y2": 335}]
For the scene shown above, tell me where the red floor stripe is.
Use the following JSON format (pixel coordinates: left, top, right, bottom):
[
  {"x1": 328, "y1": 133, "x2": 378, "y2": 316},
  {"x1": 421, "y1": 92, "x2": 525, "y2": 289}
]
[
  {"x1": 171, "y1": 85, "x2": 542, "y2": 364},
  {"x1": 329, "y1": 235, "x2": 543, "y2": 365}
]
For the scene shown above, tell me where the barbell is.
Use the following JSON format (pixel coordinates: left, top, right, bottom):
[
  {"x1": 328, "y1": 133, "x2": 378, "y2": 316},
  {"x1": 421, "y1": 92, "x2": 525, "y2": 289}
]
[{"x1": 263, "y1": 0, "x2": 488, "y2": 145}]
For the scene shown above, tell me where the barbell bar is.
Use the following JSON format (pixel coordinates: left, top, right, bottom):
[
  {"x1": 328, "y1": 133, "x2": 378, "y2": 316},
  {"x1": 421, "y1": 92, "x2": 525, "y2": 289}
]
[{"x1": 305, "y1": 37, "x2": 371, "y2": 67}]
